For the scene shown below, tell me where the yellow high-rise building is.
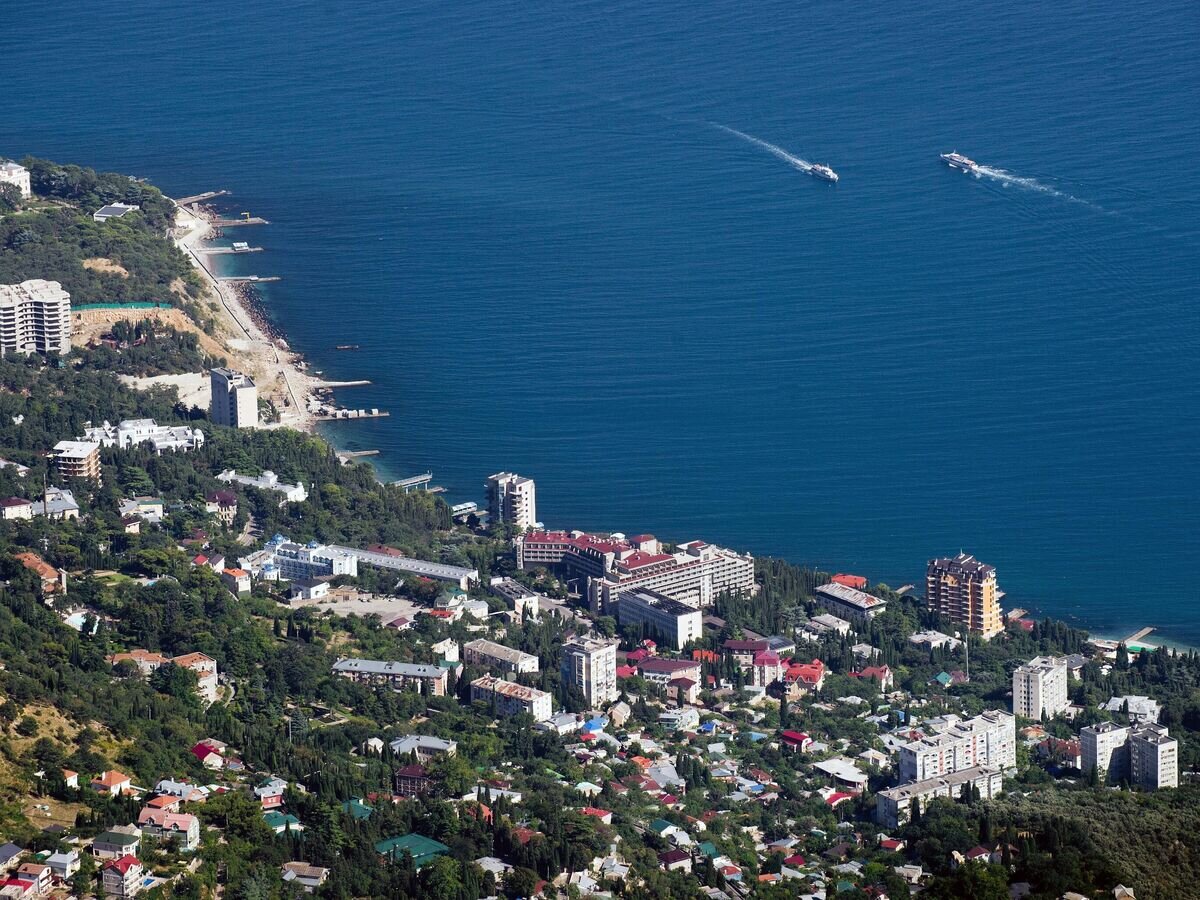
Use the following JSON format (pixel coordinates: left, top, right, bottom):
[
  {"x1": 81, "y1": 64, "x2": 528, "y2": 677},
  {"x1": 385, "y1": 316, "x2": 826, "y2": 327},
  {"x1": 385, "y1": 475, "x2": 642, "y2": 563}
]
[{"x1": 926, "y1": 552, "x2": 1002, "y2": 639}]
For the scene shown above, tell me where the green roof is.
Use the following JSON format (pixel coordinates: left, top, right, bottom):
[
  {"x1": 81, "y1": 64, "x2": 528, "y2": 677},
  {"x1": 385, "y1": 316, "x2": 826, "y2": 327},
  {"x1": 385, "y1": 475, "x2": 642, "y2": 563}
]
[
  {"x1": 263, "y1": 811, "x2": 301, "y2": 831},
  {"x1": 698, "y1": 841, "x2": 719, "y2": 858},
  {"x1": 648, "y1": 818, "x2": 675, "y2": 834},
  {"x1": 95, "y1": 831, "x2": 139, "y2": 846},
  {"x1": 375, "y1": 833, "x2": 450, "y2": 868},
  {"x1": 341, "y1": 798, "x2": 372, "y2": 821},
  {"x1": 935, "y1": 672, "x2": 952, "y2": 686}
]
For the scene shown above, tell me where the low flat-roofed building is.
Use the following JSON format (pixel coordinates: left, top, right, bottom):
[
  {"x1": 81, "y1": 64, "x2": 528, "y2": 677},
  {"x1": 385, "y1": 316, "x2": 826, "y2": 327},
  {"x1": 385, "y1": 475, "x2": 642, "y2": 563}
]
[
  {"x1": 92, "y1": 202, "x2": 139, "y2": 222},
  {"x1": 815, "y1": 582, "x2": 887, "y2": 624},
  {"x1": 462, "y1": 639, "x2": 539, "y2": 674},
  {"x1": 876, "y1": 766, "x2": 1004, "y2": 829},
  {"x1": 332, "y1": 658, "x2": 448, "y2": 696}
]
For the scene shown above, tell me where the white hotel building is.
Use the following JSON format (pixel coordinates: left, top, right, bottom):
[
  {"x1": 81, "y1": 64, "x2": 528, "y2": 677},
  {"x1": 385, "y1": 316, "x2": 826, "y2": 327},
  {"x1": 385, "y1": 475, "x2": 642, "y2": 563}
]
[
  {"x1": 516, "y1": 530, "x2": 756, "y2": 612},
  {"x1": 0, "y1": 279, "x2": 71, "y2": 357},
  {"x1": 1012, "y1": 656, "x2": 1070, "y2": 721},
  {"x1": 616, "y1": 586, "x2": 704, "y2": 651},
  {"x1": 898, "y1": 710, "x2": 1016, "y2": 782},
  {"x1": 0, "y1": 161, "x2": 31, "y2": 198},
  {"x1": 470, "y1": 675, "x2": 553, "y2": 722}
]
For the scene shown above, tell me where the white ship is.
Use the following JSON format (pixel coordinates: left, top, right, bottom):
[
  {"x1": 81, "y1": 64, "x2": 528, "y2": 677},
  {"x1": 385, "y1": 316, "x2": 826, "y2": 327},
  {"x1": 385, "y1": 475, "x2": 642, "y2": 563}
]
[
  {"x1": 940, "y1": 152, "x2": 978, "y2": 173},
  {"x1": 809, "y1": 164, "x2": 838, "y2": 183}
]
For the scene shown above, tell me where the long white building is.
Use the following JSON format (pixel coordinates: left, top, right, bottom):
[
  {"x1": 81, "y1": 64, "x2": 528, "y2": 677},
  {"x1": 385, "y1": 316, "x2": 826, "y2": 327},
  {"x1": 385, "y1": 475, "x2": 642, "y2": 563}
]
[
  {"x1": 0, "y1": 279, "x2": 71, "y2": 356},
  {"x1": 876, "y1": 766, "x2": 1004, "y2": 829},
  {"x1": 616, "y1": 586, "x2": 704, "y2": 651},
  {"x1": 217, "y1": 469, "x2": 308, "y2": 503},
  {"x1": 560, "y1": 636, "x2": 619, "y2": 707},
  {"x1": 898, "y1": 711, "x2": 1016, "y2": 782},
  {"x1": 332, "y1": 659, "x2": 448, "y2": 696},
  {"x1": 814, "y1": 582, "x2": 887, "y2": 624},
  {"x1": 470, "y1": 675, "x2": 553, "y2": 722},
  {"x1": 81, "y1": 418, "x2": 205, "y2": 454},
  {"x1": 1012, "y1": 656, "x2": 1070, "y2": 721}
]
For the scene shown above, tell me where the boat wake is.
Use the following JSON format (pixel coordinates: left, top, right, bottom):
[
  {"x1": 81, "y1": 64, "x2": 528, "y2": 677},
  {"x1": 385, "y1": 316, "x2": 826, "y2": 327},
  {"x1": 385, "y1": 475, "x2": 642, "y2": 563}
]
[
  {"x1": 713, "y1": 124, "x2": 812, "y2": 174},
  {"x1": 972, "y1": 165, "x2": 1105, "y2": 212}
]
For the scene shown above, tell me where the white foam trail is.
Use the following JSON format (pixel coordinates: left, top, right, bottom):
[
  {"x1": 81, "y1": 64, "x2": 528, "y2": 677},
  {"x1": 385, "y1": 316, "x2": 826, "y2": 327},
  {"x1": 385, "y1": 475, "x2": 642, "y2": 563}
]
[
  {"x1": 973, "y1": 165, "x2": 1105, "y2": 212},
  {"x1": 714, "y1": 124, "x2": 811, "y2": 173}
]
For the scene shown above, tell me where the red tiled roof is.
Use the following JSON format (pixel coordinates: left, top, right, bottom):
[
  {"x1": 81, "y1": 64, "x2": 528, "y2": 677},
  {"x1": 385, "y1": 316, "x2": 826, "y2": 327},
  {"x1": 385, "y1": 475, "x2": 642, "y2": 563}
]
[
  {"x1": 104, "y1": 855, "x2": 140, "y2": 874},
  {"x1": 831, "y1": 573, "x2": 868, "y2": 589}
]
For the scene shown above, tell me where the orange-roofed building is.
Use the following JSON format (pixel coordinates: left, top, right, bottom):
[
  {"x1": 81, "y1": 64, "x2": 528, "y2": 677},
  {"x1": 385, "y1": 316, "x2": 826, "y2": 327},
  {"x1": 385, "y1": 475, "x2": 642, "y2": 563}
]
[
  {"x1": 91, "y1": 770, "x2": 131, "y2": 796},
  {"x1": 15, "y1": 552, "x2": 67, "y2": 595}
]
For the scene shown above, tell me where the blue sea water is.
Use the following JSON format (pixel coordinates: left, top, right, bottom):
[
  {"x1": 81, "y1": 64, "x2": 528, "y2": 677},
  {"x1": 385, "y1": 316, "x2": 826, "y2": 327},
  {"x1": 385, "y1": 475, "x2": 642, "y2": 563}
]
[{"x1": 4, "y1": 1, "x2": 1199, "y2": 641}]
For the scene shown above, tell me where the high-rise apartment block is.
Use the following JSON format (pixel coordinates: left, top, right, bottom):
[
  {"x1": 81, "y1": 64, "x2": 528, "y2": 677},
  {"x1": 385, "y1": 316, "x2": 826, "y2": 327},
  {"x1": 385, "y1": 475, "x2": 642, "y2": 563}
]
[
  {"x1": 0, "y1": 279, "x2": 71, "y2": 356},
  {"x1": 560, "y1": 636, "x2": 619, "y2": 707},
  {"x1": 926, "y1": 552, "x2": 1002, "y2": 639},
  {"x1": 1083, "y1": 721, "x2": 1178, "y2": 789},
  {"x1": 52, "y1": 441, "x2": 102, "y2": 482},
  {"x1": 1013, "y1": 656, "x2": 1070, "y2": 721},
  {"x1": 898, "y1": 710, "x2": 1016, "y2": 782},
  {"x1": 210, "y1": 368, "x2": 258, "y2": 428},
  {"x1": 486, "y1": 472, "x2": 537, "y2": 531}
]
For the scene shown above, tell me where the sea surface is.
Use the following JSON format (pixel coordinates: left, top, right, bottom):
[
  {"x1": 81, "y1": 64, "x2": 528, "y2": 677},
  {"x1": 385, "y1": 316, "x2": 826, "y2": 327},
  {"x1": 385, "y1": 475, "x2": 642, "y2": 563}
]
[{"x1": 4, "y1": 1, "x2": 1199, "y2": 642}]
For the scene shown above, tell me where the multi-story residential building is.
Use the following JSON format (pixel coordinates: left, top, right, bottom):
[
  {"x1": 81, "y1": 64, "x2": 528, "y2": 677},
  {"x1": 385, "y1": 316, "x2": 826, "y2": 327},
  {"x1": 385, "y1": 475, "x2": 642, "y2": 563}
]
[
  {"x1": 101, "y1": 855, "x2": 143, "y2": 898},
  {"x1": 331, "y1": 659, "x2": 448, "y2": 696},
  {"x1": 1, "y1": 496, "x2": 34, "y2": 520},
  {"x1": 137, "y1": 808, "x2": 201, "y2": 850},
  {"x1": 217, "y1": 469, "x2": 307, "y2": 503},
  {"x1": 0, "y1": 161, "x2": 31, "y2": 198},
  {"x1": 52, "y1": 441, "x2": 101, "y2": 481},
  {"x1": 876, "y1": 766, "x2": 1004, "y2": 829},
  {"x1": 1012, "y1": 656, "x2": 1070, "y2": 721},
  {"x1": 489, "y1": 577, "x2": 541, "y2": 622},
  {"x1": 517, "y1": 531, "x2": 756, "y2": 612},
  {"x1": 470, "y1": 675, "x2": 553, "y2": 721},
  {"x1": 172, "y1": 652, "x2": 219, "y2": 703},
  {"x1": 0, "y1": 279, "x2": 71, "y2": 356},
  {"x1": 926, "y1": 552, "x2": 1003, "y2": 639},
  {"x1": 1081, "y1": 722, "x2": 1131, "y2": 782},
  {"x1": 486, "y1": 472, "x2": 537, "y2": 531},
  {"x1": 1130, "y1": 723, "x2": 1179, "y2": 790},
  {"x1": 814, "y1": 582, "x2": 887, "y2": 624},
  {"x1": 898, "y1": 710, "x2": 1016, "y2": 781},
  {"x1": 462, "y1": 639, "x2": 539, "y2": 674},
  {"x1": 560, "y1": 636, "x2": 619, "y2": 706},
  {"x1": 209, "y1": 368, "x2": 258, "y2": 428},
  {"x1": 637, "y1": 657, "x2": 703, "y2": 686},
  {"x1": 205, "y1": 490, "x2": 238, "y2": 525},
  {"x1": 722, "y1": 638, "x2": 770, "y2": 669},
  {"x1": 615, "y1": 586, "x2": 704, "y2": 650},
  {"x1": 80, "y1": 419, "x2": 205, "y2": 454}
]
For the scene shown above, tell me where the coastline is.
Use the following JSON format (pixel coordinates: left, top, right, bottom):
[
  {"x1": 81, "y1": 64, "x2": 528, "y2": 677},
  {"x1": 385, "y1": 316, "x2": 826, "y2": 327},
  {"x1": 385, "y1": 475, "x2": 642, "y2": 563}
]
[{"x1": 171, "y1": 200, "x2": 325, "y2": 434}]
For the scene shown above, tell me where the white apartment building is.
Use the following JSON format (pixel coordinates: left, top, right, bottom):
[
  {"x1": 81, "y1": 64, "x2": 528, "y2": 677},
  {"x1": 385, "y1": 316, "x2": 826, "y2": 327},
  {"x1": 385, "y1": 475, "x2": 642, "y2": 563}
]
[
  {"x1": 1012, "y1": 656, "x2": 1070, "y2": 721},
  {"x1": 0, "y1": 279, "x2": 71, "y2": 356},
  {"x1": 470, "y1": 675, "x2": 553, "y2": 722},
  {"x1": 331, "y1": 659, "x2": 448, "y2": 696},
  {"x1": 615, "y1": 586, "x2": 704, "y2": 650},
  {"x1": 210, "y1": 368, "x2": 258, "y2": 428},
  {"x1": 0, "y1": 161, "x2": 32, "y2": 198},
  {"x1": 898, "y1": 710, "x2": 1016, "y2": 782},
  {"x1": 876, "y1": 766, "x2": 1004, "y2": 829},
  {"x1": 814, "y1": 582, "x2": 887, "y2": 624},
  {"x1": 217, "y1": 469, "x2": 307, "y2": 503},
  {"x1": 560, "y1": 636, "x2": 619, "y2": 707},
  {"x1": 462, "y1": 639, "x2": 540, "y2": 675},
  {"x1": 1081, "y1": 721, "x2": 1130, "y2": 782},
  {"x1": 1130, "y1": 723, "x2": 1179, "y2": 790},
  {"x1": 487, "y1": 472, "x2": 537, "y2": 530},
  {"x1": 81, "y1": 418, "x2": 205, "y2": 454}
]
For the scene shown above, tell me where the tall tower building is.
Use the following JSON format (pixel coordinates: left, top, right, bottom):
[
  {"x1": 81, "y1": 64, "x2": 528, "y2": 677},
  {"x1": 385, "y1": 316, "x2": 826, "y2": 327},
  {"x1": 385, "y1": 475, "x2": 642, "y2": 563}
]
[
  {"x1": 1012, "y1": 656, "x2": 1069, "y2": 720},
  {"x1": 560, "y1": 636, "x2": 619, "y2": 707},
  {"x1": 0, "y1": 279, "x2": 72, "y2": 356},
  {"x1": 210, "y1": 368, "x2": 258, "y2": 428},
  {"x1": 926, "y1": 552, "x2": 1002, "y2": 639},
  {"x1": 486, "y1": 472, "x2": 537, "y2": 531}
]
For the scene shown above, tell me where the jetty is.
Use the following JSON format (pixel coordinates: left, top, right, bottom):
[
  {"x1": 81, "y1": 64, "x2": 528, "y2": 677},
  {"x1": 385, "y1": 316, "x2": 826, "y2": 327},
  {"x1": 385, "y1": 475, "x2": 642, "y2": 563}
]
[
  {"x1": 337, "y1": 449, "x2": 380, "y2": 464},
  {"x1": 311, "y1": 379, "x2": 370, "y2": 388},
  {"x1": 175, "y1": 190, "x2": 229, "y2": 206},
  {"x1": 312, "y1": 409, "x2": 390, "y2": 422},
  {"x1": 218, "y1": 276, "x2": 281, "y2": 283},
  {"x1": 1123, "y1": 626, "x2": 1156, "y2": 645},
  {"x1": 392, "y1": 473, "x2": 433, "y2": 492},
  {"x1": 203, "y1": 245, "x2": 264, "y2": 255},
  {"x1": 213, "y1": 216, "x2": 269, "y2": 227}
]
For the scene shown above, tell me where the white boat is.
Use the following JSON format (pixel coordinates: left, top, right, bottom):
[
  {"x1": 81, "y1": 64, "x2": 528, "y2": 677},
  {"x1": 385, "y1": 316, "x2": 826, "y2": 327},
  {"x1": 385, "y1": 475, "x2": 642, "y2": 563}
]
[
  {"x1": 940, "y1": 152, "x2": 978, "y2": 173},
  {"x1": 809, "y1": 164, "x2": 839, "y2": 183}
]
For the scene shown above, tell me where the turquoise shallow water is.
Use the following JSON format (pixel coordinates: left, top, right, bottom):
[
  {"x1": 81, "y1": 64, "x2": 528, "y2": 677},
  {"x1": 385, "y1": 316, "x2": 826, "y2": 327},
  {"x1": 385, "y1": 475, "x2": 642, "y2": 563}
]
[{"x1": 3, "y1": 0, "x2": 1198, "y2": 640}]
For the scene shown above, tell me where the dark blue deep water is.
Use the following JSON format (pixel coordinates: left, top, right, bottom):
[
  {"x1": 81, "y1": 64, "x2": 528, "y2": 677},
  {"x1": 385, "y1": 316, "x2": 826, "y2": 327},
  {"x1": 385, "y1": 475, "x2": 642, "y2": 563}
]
[{"x1": 4, "y1": 1, "x2": 1199, "y2": 641}]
